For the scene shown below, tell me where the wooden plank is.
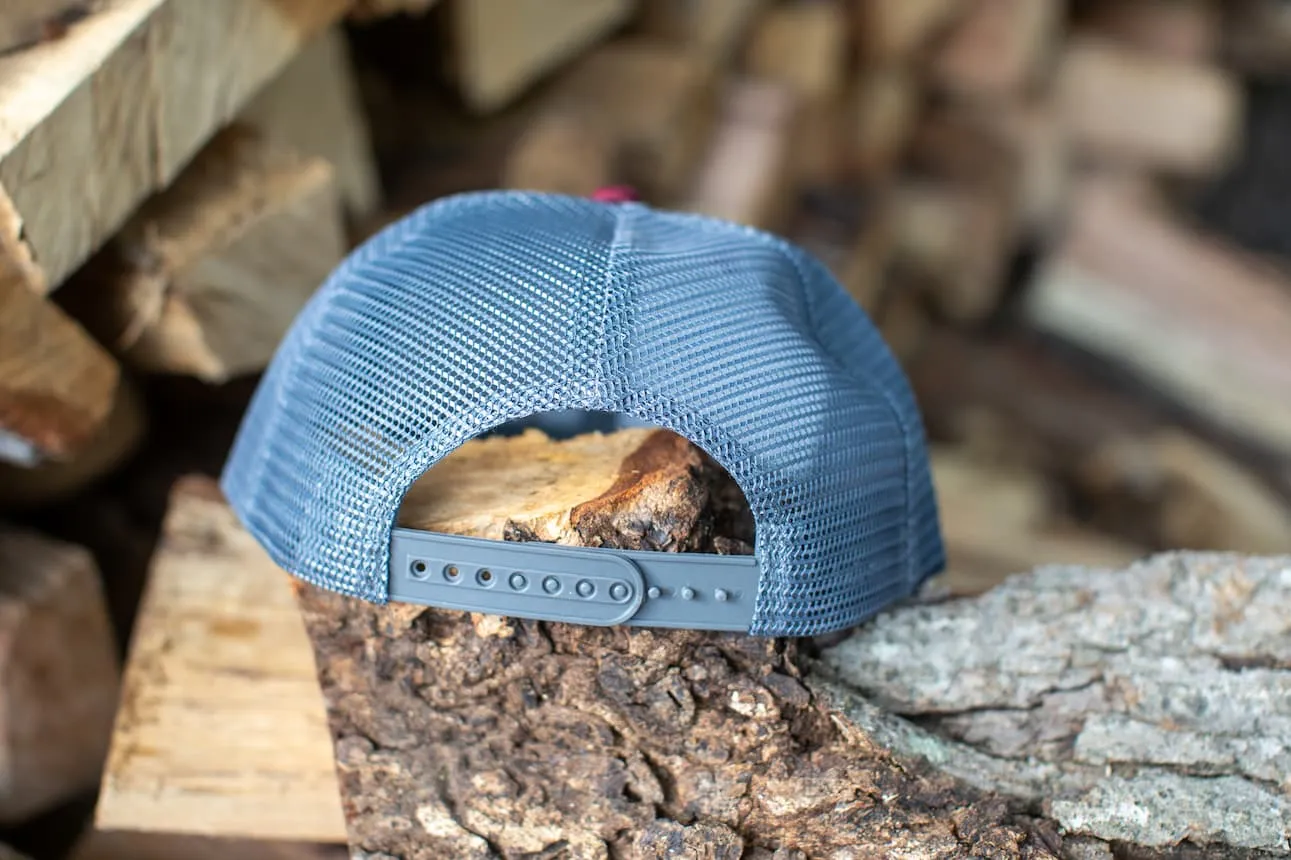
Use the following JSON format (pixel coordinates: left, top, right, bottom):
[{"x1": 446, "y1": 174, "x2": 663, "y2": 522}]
[
  {"x1": 0, "y1": 266, "x2": 119, "y2": 466},
  {"x1": 0, "y1": 526, "x2": 120, "y2": 823},
  {"x1": 1054, "y1": 35, "x2": 1243, "y2": 176},
  {"x1": 94, "y1": 477, "x2": 347, "y2": 843},
  {"x1": 449, "y1": 0, "x2": 636, "y2": 113},
  {"x1": 59, "y1": 126, "x2": 346, "y2": 383},
  {"x1": 0, "y1": 0, "x2": 350, "y2": 295},
  {"x1": 1023, "y1": 176, "x2": 1291, "y2": 460},
  {"x1": 71, "y1": 829, "x2": 343, "y2": 860},
  {"x1": 239, "y1": 27, "x2": 381, "y2": 220}
]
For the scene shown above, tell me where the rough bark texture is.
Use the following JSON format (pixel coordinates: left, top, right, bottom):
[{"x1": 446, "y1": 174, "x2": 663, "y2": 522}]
[
  {"x1": 818, "y1": 553, "x2": 1291, "y2": 857},
  {"x1": 296, "y1": 428, "x2": 1056, "y2": 859}
]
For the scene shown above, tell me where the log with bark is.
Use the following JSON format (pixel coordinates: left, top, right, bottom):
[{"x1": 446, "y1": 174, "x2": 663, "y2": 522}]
[
  {"x1": 0, "y1": 0, "x2": 349, "y2": 296},
  {"x1": 97, "y1": 426, "x2": 1290, "y2": 858},
  {"x1": 0, "y1": 526, "x2": 119, "y2": 824},
  {"x1": 58, "y1": 125, "x2": 346, "y2": 384}
]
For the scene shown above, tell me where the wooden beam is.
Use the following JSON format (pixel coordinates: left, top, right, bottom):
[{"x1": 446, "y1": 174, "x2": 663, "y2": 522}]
[
  {"x1": 0, "y1": 0, "x2": 349, "y2": 295},
  {"x1": 59, "y1": 126, "x2": 346, "y2": 384},
  {"x1": 0, "y1": 267, "x2": 119, "y2": 466},
  {"x1": 1054, "y1": 35, "x2": 1243, "y2": 176},
  {"x1": 239, "y1": 27, "x2": 382, "y2": 221},
  {"x1": 449, "y1": 0, "x2": 636, "y2": 114},
  {"x1": 0, "y1": 526, "x2": 119, "y2": 824},
  {"x1": 1023, "y1": 176, "x2": 1291, "y2": 459}
]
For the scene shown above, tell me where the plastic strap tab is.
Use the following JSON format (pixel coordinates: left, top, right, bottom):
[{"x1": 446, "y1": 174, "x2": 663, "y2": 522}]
[{"x1": 389, "y1": 528, "x2": 759, "y2": 630}]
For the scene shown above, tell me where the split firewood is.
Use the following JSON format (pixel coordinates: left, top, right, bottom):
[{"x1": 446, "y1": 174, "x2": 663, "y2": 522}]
[
  {"x1": 0, "y1": 271, "x2": 119, "y2": 466},
  {"x1": 908, "y1": 98, "x2": 1069, "y2": 240},
  {"x1": 1076, "y1": 0, "x2": 1221, "y2": 64},
  {"x1": 742, "y1": 0, "x2": 848, "y2": 183},
  {"x1": 447, "y1": 0, "x2": 636, "y2": 113},
  {"x1": 885, "y1": 179, "x2": 1016, "y2": 323},
  {"x1": 58, "y1": 126, "x2": 346, "y2": 384},
  {"x1": 1023, "y1": 175, "x2": 1291, "y2": 461},
  {"x1": 0, "y1": 526, "x2": 119, "y2": 823},
  {"x1": 101, "y1": 431, "x2": 1286, "y2": 857},
  {"x1": 239, "y1": 27, "x2": 382, "y2": 221},
  {"x1": 680, "y1": 77, "x2": 797, "y2": 232},
  {"x1": 908, "y1": 329, "x2": 1291, "y2": 552},
  {"x1": 0, "y1": 0, "x2": 92, "y2": 55},
  {"x1": 504, "y1": 38, "x2": 717, "y2": 203},
  {"x1": 1054, "y1": 35, "x2": 1243, "y2": 176},
  {"x1": 95, "y1": 478, "x2": 347, "y2": 844},
  {"x1": 633, "y1": 0, "x2": 767, "y2": 68},
  {"x1": 0, "y1": 0, "x2": 348, "y2": 296},
  {"x1": 1080, "y1": 429, "x2": 1291, "y2": 556},
  {"x1": 931, "y1": 446, "x2": 1147, "y2": 594},
  {"x1": 846, "y1": 68, "x2": 919, "y2": 181},
  {"x1": 929, "y1": 0, "x2": 1062, "y2": 101},
  {"x1": 0, "y1": 376, "x2": 143, "y2": 509},
  {"x1": 852, "y1": 0, "x2": 964, "y2": 65},
  {"x1": 818, "y1": 551, "x2": 1291, "y2": 857}
]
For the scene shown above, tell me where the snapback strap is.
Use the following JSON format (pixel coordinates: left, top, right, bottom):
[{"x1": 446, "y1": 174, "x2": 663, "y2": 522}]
[{"x1": 389, "y1": 528, "x2": 758, "y2": 630}]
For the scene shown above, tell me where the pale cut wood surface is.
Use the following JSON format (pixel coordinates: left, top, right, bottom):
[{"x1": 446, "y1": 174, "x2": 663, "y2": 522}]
[
  {"x1": 239, "y1": 26, "x2": 381, "y2": 220},
  {"x1": 95, "y1": 477, "x2": 348, "y2": 843},
  {"x1": 0, "y1": 0, "x2": 349, "y2": 295},
  {"x1": 451, "y1": 0, "x2": 636, "y2": 113},
  {"x1": 1055, "y1": 35, "x2": 1242, "y2": 176},
  {"x1": 62, "y1": 126, "x2": 345, "y2": 383},
  {"x1": 681, "y1": 77, "x2": 796, "y2": 232},
  {"x1": 1024, "y1": 176, "x2": 1291, "y2": 459},
  {"x1": 0, "y1": 266, "x2": 119, "y2": 466},
  {"x1": 0, "y1": 526, "x2": 120, "y2": 823},
  {"x1": 97, "y1": 429, "x2": 657, "y2": 843}
]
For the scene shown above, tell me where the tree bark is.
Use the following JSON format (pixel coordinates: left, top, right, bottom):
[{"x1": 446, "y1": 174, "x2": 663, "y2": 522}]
[{"x1": 295, "y1": 427, "x2": 1059, "y2": 858}]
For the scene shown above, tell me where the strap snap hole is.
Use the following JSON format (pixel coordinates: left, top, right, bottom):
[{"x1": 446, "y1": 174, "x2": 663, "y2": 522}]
[{"x1": 443, "y1": 564, "x2": 460, "y2": 581}]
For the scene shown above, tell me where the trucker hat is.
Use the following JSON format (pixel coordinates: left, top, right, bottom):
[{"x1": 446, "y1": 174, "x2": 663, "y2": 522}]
[{"x1": 220, "y1": 189, "x2": 945, "y2": 637}]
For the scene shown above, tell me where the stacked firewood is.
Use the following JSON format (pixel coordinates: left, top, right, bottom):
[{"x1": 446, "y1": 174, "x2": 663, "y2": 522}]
[{"x1": 0, "y1": 0, "x2": 1288, "y2": 857}]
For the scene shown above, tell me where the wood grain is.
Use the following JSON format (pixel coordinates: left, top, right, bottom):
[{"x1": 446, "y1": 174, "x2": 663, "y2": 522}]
[
  {"x1": 0, "y1": 0, "x2": 349, "y2": 295},
  {"x1": 60, "y1": 126, "x2": 345, "y2": 383},
  {"x1": 94, "y1": 477, "x2": 347, "y2": 843}
]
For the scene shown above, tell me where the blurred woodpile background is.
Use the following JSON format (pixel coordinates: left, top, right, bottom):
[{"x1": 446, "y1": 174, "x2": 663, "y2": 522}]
[{"x1": 0, "y1": 0, "x2": 1290, "y2": 857}]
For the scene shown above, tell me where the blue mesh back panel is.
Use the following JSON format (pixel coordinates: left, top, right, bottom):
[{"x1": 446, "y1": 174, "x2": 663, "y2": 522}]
[{"x1": 220, "y1": 190, "x2": 945, "y2": 636}]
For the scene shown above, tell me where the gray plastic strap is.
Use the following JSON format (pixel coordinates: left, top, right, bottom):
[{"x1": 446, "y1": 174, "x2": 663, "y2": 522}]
[{"x1": 388, "y1": 528, "x2": 759, "y2": 630}]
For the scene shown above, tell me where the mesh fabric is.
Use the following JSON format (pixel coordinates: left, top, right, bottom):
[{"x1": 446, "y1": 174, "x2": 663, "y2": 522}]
[{"x1": 220, "y1": 190, "x2": 944, "y2": 636}]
